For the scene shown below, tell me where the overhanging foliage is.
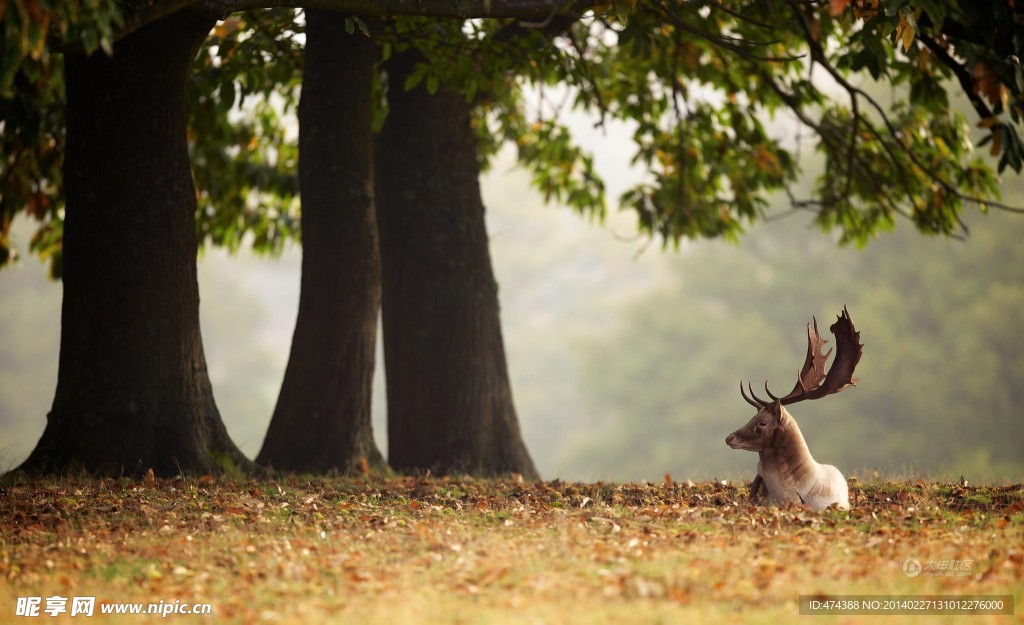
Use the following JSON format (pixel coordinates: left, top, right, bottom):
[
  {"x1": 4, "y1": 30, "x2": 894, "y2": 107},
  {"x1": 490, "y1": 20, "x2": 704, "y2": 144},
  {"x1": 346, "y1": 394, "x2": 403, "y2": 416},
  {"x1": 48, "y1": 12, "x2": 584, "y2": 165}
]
[{"x1": 2, "y1": 0, "x2": 1024, "y2": 271}]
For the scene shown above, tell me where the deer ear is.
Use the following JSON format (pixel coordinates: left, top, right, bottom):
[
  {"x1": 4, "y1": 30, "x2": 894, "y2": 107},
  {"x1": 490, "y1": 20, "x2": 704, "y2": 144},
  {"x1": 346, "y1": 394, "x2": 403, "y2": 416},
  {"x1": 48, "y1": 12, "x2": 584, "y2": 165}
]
[{"x1": 769, "y1": 400, "x2": 789, "y2": 427}]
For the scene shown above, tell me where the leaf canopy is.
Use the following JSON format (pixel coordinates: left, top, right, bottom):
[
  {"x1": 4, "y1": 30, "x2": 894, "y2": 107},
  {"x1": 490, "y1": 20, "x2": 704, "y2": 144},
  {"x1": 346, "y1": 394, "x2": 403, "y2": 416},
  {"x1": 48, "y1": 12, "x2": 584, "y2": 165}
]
[{"x1": 2, "y1": 0, "x2": 1023, "y2": 272}]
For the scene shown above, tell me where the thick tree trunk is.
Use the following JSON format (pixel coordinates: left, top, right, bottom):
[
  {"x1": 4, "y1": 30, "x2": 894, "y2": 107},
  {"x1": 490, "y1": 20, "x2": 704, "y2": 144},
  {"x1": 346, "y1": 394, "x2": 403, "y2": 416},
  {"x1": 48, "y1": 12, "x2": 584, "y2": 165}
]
[
  {"x1": 256, "y1": 12, "x2": 385, "y2": 473},
  {"x1": 18, "y1": 10, "x2": 251, "y2": 477},
  {"x1": 375, "y1": 52, "x2": 538, "y2": 478}
]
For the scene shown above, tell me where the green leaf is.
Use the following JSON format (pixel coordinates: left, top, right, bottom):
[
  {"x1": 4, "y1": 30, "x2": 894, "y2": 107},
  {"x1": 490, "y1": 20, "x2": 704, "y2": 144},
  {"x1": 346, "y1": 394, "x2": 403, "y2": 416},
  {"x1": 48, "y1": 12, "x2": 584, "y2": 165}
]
[{"x1": 403, "y1": 69, "x2": 424, "y2": 91}]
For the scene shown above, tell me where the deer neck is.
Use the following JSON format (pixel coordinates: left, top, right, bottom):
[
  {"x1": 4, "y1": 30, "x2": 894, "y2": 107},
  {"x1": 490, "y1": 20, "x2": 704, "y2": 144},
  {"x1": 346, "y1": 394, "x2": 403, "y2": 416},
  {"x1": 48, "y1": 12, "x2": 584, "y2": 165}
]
[{"x1": 759, "y1": 420, "x2": 818, "y2": 485}]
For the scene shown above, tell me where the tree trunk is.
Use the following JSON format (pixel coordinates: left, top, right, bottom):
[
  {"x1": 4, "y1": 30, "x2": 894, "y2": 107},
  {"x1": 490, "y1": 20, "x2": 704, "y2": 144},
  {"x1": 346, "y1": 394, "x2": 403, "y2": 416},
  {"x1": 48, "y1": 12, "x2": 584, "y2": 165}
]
[
  {"x1": 256, "y1": 12, "x2": 385, "y2": 473},
  {"x1": 18, "y1": 10, "x2": 251, "y2": 477},
  {"x1": 375, "y1": 51, "x2": 538, "y2": 478}
]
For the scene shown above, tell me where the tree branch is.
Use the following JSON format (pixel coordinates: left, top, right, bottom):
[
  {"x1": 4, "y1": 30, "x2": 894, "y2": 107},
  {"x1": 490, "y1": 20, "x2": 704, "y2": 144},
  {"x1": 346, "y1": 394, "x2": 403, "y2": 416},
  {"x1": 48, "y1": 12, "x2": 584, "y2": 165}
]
[
  {"x1": 917, "y1": 33, "x2": 994, "y2": 121},
  {"x1": 782, "y1": 1, "x2": 1024, "y2": 218},
  {"x1": 563, "y1": 25, "x2": 609, "y2": 126},
  {"x1": 654, "y1": 1, "x2": 804, "y2": 63},
  {"x1": 701, "y1": 0, "x2": 775, "y2": 31},
  {"x1": 203, "y1": 0, "x2": 604, "y2": 19},
  {"x1": 64, "y1": 0, "x2": 607, "y2": 53}
]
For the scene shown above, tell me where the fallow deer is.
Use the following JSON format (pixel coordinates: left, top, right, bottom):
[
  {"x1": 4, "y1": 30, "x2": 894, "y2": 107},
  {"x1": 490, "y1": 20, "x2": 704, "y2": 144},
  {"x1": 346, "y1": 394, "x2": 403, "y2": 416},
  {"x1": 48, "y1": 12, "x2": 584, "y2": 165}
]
[{"x1": 725, "y1": 307, "x2": 863, "y2": 510}]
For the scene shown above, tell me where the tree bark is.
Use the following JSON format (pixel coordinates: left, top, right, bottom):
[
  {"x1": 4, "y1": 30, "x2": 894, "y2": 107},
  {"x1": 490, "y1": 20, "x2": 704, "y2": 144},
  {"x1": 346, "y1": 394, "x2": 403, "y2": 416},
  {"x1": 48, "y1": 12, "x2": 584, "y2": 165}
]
[
  {"x1": 375, "y1": 51, "x2": 538, "y2": 478},
  {"x1": 18, "y1": 9, "x2": 251, "y2": 477},
  {"x1": 255, "y1": 11, "x2": 385, "y2": 473}
]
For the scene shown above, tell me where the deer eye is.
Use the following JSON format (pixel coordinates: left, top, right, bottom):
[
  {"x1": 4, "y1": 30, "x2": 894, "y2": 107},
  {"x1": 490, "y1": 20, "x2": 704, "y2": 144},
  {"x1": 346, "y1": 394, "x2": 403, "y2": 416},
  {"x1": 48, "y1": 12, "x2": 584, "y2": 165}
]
[{"x1": 757, "y1": 419, "x2": 768, "y2": 428}]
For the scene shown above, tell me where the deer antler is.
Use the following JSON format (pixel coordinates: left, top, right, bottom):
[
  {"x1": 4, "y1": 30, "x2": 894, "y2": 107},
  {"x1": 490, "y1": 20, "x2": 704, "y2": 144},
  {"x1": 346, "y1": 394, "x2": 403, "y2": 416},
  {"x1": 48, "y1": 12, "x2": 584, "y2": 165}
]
[
  {"x1": 767, "y1": 315, "x2": 831, "y2": 403},
  {"x1": 742, "y1": 307, "x2": 863, "y2": 408},
  {"x1": 740, "y1": 381, "x2": 764, "y2": 409}
]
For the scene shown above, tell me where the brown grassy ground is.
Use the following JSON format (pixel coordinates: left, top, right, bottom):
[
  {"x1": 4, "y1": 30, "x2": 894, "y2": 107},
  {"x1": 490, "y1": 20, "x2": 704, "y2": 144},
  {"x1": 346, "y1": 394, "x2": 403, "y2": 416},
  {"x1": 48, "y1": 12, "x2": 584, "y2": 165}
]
[{"x1": 1, "y1": 475, "x2": 1022, "y2": 624}]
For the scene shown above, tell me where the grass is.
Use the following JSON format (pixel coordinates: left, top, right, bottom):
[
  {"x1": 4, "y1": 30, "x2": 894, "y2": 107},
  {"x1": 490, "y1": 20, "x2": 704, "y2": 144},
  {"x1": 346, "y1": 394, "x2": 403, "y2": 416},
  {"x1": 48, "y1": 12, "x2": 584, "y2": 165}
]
[{"x1": 1, "y1": 475, "x2": 1022, "y2": 624}]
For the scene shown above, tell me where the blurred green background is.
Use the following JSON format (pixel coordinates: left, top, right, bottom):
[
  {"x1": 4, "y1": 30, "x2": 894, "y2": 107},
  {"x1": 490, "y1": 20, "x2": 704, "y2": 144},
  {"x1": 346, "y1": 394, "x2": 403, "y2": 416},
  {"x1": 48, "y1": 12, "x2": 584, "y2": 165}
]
[{"x1": 2, "y1": 143, "x2": 1022, "y2": 483}]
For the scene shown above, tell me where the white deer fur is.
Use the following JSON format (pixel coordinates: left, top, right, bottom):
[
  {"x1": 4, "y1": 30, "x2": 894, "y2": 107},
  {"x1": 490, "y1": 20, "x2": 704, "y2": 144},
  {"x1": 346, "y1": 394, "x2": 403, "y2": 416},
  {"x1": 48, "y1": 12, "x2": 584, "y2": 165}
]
[{"x1": 726, "y1": 401, "x2": 849, "y2": 510}]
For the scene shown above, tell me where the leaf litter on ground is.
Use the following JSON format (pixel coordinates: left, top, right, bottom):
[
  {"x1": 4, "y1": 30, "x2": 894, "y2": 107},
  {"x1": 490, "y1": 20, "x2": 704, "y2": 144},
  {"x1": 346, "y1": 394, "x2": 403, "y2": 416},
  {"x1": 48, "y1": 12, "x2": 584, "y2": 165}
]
[{"x1": 1, "y1": 475, "x2": 1021, "y2": 624}]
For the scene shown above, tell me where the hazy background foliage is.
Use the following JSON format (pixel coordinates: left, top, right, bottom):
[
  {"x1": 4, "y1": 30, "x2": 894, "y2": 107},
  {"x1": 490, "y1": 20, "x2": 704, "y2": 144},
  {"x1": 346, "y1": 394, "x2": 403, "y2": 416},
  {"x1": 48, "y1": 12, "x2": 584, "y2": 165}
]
[{"x1": 2, "y1": 132, "x2": 1022, "y2": 482}]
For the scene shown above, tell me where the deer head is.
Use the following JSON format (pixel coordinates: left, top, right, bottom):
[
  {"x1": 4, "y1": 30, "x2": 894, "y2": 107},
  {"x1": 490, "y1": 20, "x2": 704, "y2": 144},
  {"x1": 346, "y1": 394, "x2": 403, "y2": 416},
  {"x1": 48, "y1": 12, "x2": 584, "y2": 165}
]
[{"x1": 725, "y1": 307, "x2": 863, "y2": 452}]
